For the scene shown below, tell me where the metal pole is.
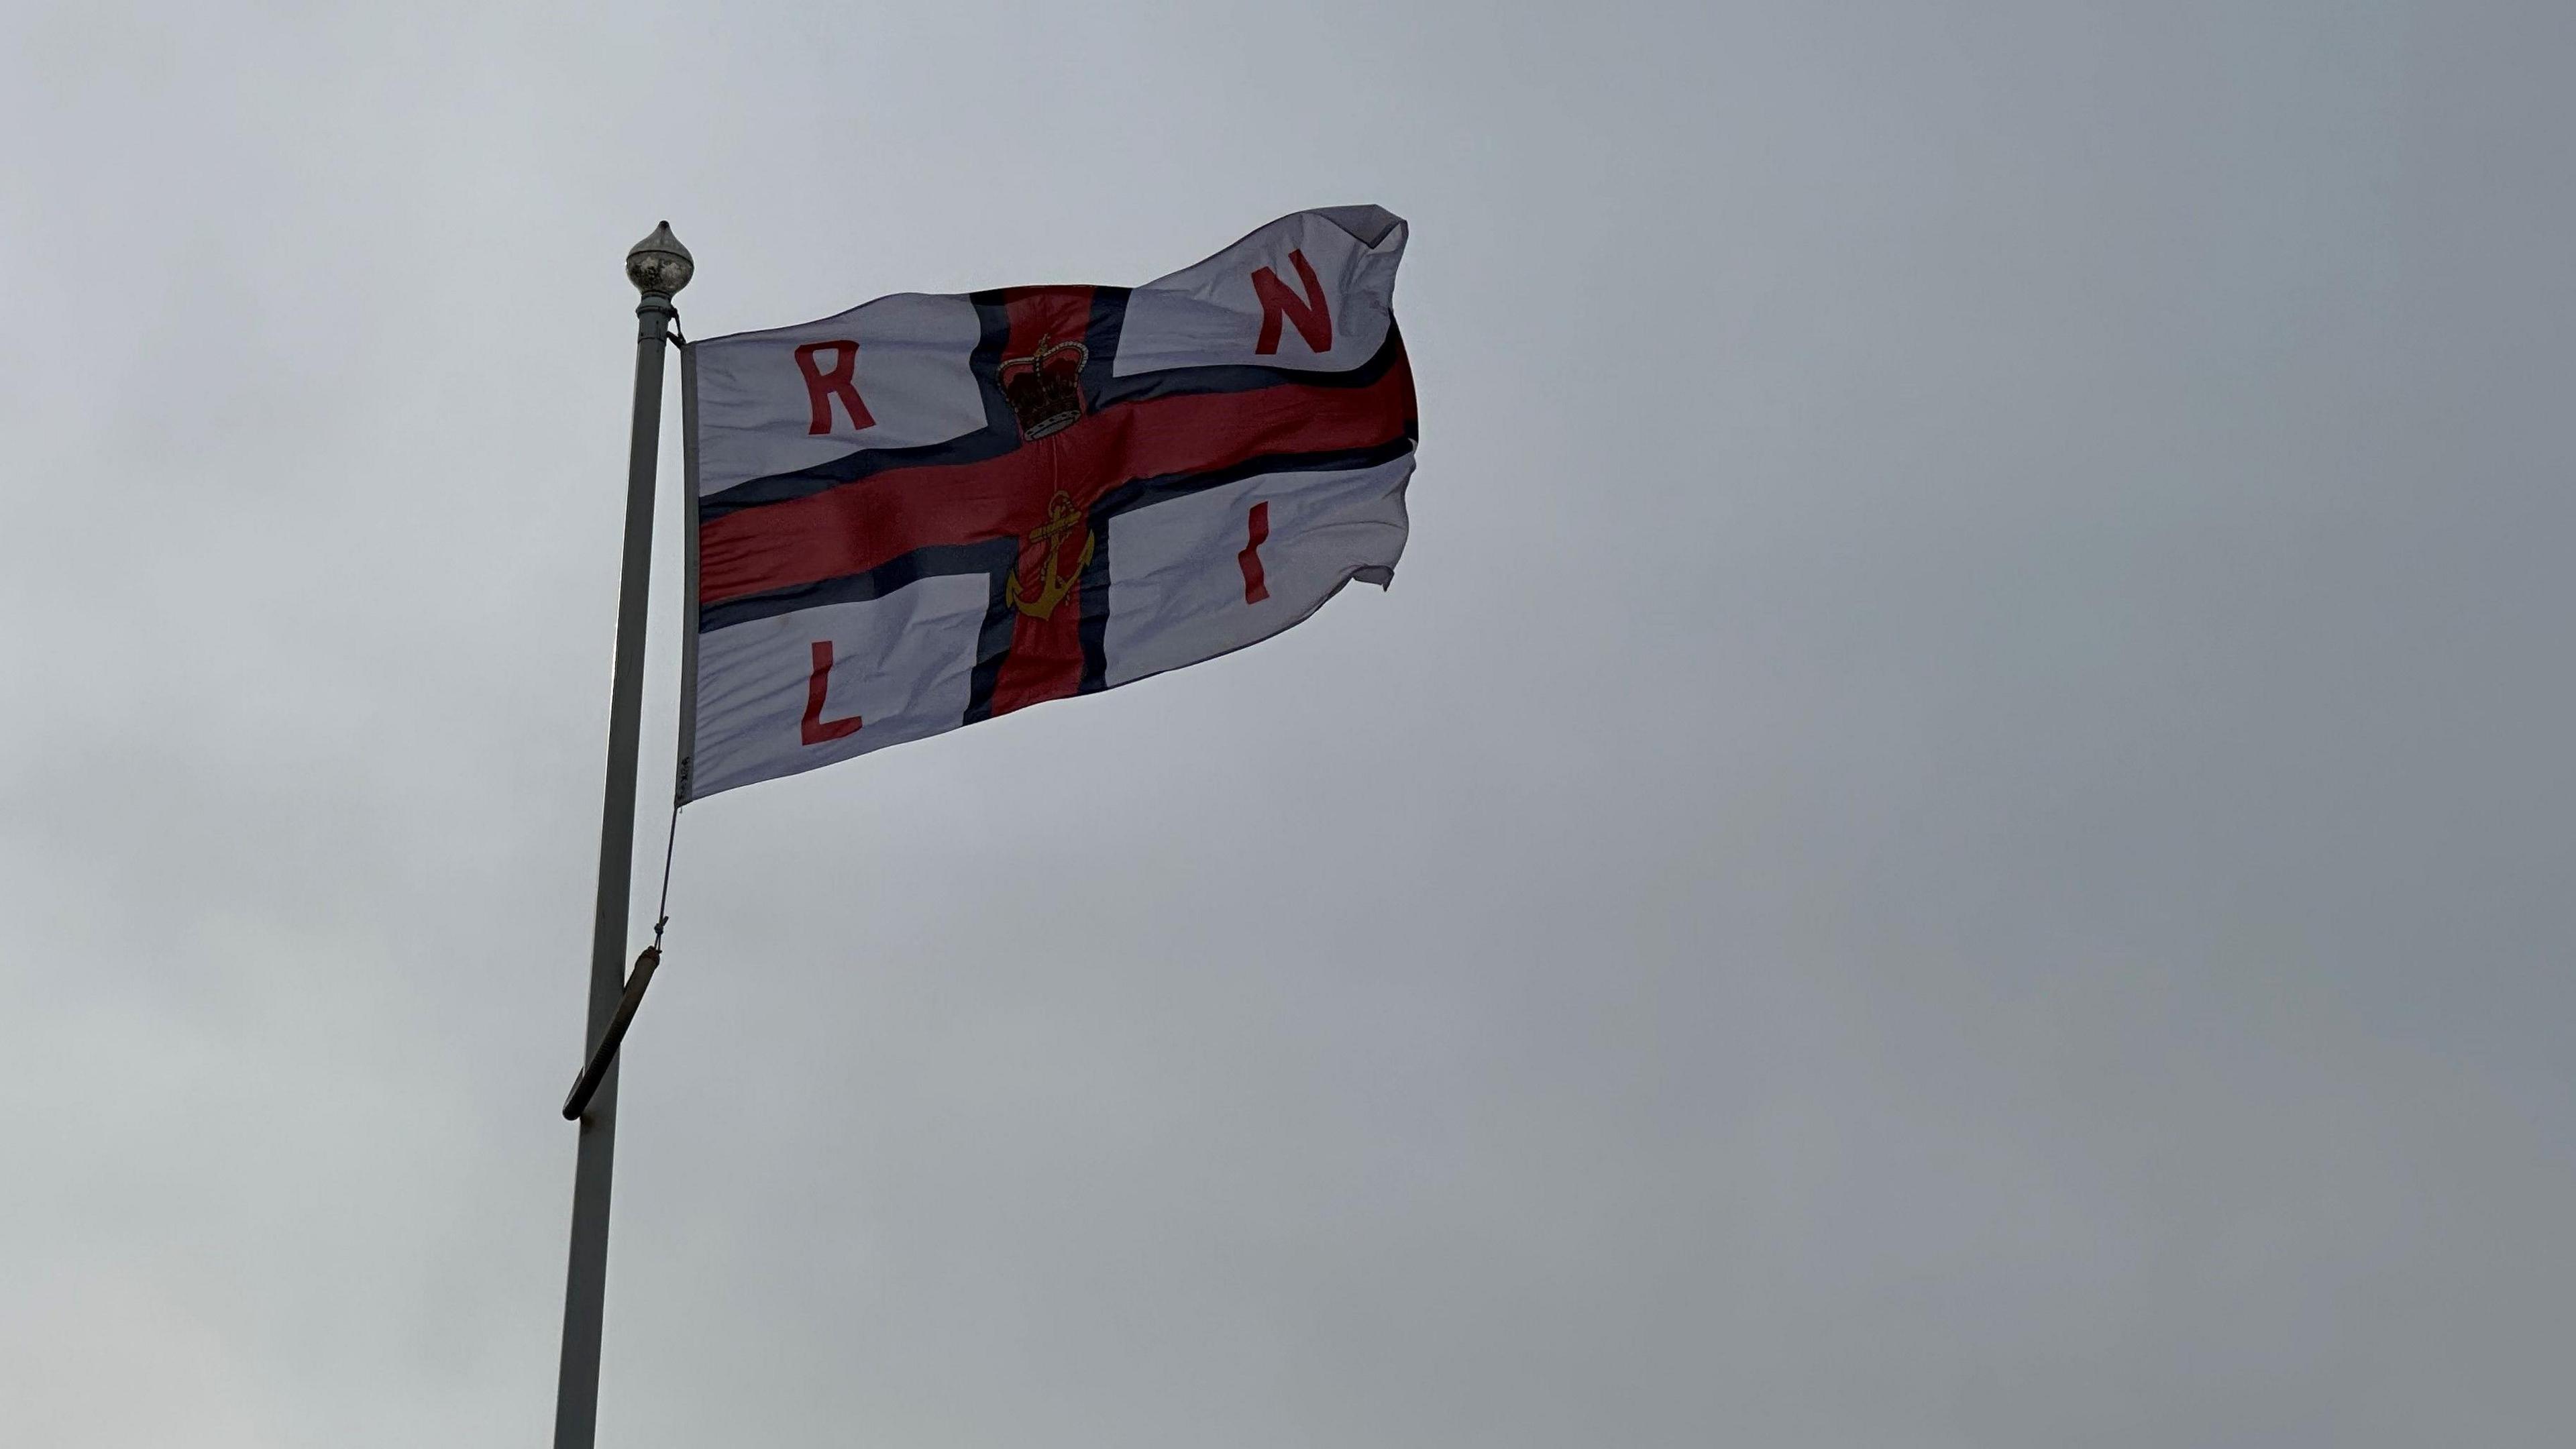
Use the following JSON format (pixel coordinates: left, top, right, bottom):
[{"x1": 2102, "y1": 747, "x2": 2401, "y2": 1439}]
[{"x1": 554, "y1": 221, "x2": 692, "y2": 1449}]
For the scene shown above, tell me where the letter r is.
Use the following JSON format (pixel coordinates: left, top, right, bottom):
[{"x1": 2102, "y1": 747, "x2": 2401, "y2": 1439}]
[{"x1": 793, "y1": 340, "x2": 875, "y2": 434}]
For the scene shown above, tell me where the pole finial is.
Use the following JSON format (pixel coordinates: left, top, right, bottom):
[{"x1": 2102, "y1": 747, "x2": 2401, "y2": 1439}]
[{"x1": 625, "y1": 221, "x2": 693, "y2": 298}]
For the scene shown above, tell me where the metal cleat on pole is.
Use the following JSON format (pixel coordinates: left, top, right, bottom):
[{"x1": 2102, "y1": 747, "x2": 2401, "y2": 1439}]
[{"x1": 561, "y1": 932, "x2": 665, "y2": 1121}]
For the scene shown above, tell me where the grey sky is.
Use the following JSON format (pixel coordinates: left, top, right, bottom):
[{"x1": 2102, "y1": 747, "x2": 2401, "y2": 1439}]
[{"x1": 4, "y1": 2, "x2": 2571, "y2": 1444}]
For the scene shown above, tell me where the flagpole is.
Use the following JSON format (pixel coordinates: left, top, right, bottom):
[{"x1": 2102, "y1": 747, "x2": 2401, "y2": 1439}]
[{"x1": 554, "y1": 221, "x2": 692, "y2": 1449}]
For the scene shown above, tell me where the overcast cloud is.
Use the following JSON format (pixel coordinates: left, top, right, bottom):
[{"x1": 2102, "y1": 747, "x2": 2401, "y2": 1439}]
[{"x1": 3, "y1": 3, "x2": 2573, "y2": 1445}]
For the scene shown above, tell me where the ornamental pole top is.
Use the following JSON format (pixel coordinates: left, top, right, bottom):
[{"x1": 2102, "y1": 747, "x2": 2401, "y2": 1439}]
[{"x1": 625, "y1": 221, "x2": 693, "y2": 297}]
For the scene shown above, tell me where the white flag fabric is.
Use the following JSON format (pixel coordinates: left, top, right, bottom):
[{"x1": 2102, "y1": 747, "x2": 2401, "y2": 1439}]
[{"x1": 678, "y1": 207, "x2": 1415, "y2": 800}]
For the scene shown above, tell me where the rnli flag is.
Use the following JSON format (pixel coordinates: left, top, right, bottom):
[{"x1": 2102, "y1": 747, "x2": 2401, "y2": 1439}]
[{"x1": 677, "y1": 207, "x2": 1416, "y2": 800}]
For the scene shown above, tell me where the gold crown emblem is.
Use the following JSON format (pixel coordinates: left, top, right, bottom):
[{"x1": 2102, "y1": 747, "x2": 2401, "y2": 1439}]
[{"x1": 998, "y1": 335, "x2": 1088, "y2": 440}]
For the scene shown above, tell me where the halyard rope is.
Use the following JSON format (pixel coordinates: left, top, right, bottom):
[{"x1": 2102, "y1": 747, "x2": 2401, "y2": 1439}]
[{"x1": 649, "y1": 799, "x2": 681, "y2": 953}]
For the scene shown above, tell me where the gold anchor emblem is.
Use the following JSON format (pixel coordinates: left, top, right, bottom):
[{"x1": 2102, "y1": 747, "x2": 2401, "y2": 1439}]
[{"x1": 1005, "y1": 490, "x2": 1093, "y2": 620}]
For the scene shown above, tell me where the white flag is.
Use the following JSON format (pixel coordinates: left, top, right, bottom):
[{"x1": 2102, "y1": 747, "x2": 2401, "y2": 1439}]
[{"x1": 679, "y1": 206, "x2": 1415, "y2": 800}]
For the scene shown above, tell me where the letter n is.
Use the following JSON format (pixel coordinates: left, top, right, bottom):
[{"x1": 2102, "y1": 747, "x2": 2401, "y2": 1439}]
[
  {"x1": 793, "y1": 340, "x2": 875, "y2": 434},
  {"x1": 1252, "y1": 250, "x2": 1332, "y2": 356},
  {"x1": 801, "y1": 641, "x2": 863, "y2": 744}
]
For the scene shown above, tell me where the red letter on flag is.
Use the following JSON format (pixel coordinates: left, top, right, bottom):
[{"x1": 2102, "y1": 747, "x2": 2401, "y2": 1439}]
[
  {"x1": 1252, "y1": 250, "x2": 1332, "y2": 356},
  {"x1": 1238, "y1": 502, "x2": 1272, "y2": 603},
  {"x1": 792, "y1": 340, "x2": 875, "y2": 434},
  {"x1": 801, "y1": 641, "x2": 863, "y2": 744}
]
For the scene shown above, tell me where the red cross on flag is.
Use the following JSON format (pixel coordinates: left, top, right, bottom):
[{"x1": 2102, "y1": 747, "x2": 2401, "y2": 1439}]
[{"x1": 676, "y1": 207, "x2": 1417, "y2": 799}]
